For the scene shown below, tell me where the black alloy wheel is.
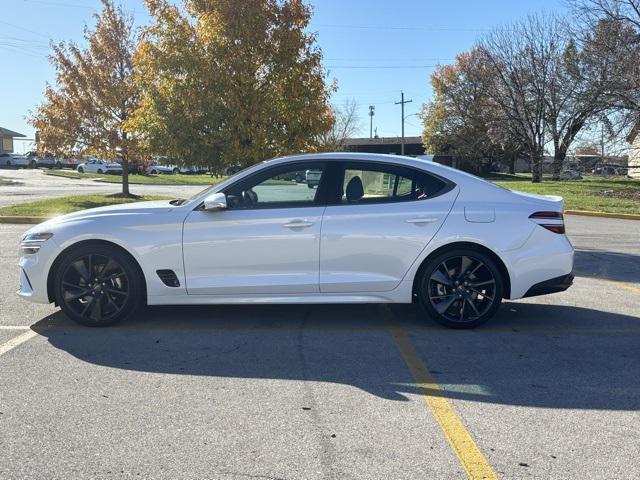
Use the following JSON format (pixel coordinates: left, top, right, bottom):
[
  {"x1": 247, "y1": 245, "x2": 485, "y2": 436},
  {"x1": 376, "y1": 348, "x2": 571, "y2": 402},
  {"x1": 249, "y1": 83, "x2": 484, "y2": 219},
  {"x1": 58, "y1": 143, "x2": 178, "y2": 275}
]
[
  {"x1": 54, "y1": 245, "x2": 142, "y2": 326},
  {"x1": 419, "y1": 249, "x2": 503, "y2": 329}
]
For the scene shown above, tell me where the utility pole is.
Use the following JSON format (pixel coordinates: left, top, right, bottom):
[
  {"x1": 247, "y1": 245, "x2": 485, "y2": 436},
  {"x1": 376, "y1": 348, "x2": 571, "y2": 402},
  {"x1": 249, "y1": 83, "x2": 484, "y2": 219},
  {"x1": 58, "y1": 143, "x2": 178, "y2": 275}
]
[
  {"x1": 395, "y1": 91, "x2": 412, "y2": 155},
  {"x1": 368, "y1": 105, "x2": 375, "y2": 139}
]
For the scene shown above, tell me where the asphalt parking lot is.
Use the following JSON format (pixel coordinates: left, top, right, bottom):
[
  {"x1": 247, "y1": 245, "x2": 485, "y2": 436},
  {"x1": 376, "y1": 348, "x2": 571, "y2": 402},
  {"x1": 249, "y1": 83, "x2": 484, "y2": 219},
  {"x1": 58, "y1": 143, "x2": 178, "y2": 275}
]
[
  {"x1": 1, "y1": 216, "x2": 639, "y2": 479},
  {"x1": 0, "y1": 168, "x2": 203, "y2": 207}
]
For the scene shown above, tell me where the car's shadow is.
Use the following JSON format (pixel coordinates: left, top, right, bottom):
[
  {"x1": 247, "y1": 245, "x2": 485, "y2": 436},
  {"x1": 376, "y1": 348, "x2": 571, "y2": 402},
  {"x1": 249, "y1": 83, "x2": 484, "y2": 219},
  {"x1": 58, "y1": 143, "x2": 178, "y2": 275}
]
[
  {"x1": 32, "y1": 300, "x2": 640, "y2": 410},
  {"x1": 574, "y1": 248, "x2": 640, "y2": 284}
]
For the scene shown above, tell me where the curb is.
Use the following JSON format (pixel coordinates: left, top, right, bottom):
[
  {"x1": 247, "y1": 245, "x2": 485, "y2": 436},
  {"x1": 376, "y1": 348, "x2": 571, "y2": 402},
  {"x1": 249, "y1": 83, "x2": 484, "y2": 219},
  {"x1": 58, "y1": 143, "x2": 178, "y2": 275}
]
[
  {"x1": 0, "y1": 216, "x2": 50, "y2": 224},
  {"x1": 564, "y1": 210, "x2": 640, "y2": 221}
]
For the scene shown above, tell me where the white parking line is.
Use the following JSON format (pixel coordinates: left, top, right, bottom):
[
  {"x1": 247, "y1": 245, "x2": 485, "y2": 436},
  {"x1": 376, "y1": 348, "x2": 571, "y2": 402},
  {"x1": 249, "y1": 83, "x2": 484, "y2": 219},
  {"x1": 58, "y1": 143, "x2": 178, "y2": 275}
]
[
  {"x1": 0, "y1": 325, "x2": 31, "y2": 330},
  {"x1": 0, "y1": 330, "x2": 38, "y2": 357}
]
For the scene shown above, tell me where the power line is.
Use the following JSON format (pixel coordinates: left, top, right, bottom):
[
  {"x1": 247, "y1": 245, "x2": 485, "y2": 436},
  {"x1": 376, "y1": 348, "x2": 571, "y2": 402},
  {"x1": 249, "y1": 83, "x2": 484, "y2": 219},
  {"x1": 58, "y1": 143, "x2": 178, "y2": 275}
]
[
  {"x1": 0, "y1": 20, "x2": 52, "y2": 39},
  {"x1": 326, "y1": 65, "x2": 439, "y2": 69},
  {"x1": 325, "y1": 57, "x2": 453, "y2": 62},
  {"x1": 21, "y1": 0, "x2": 95, "y2": 9},
  {"x1": 312, "y1": 23, "x2": 489, "y2": 32}
]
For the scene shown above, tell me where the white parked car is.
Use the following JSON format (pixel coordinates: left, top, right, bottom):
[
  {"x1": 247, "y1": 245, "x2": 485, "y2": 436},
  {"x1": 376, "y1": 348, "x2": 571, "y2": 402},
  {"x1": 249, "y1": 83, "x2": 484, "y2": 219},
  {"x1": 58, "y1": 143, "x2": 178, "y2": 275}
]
[
  {"x1": 77, "y1": 157, "x2": 123, "y2": 174},
  {"x1": 305, "y1": 169, "x2": 322, "y2": 188},
  {"x1": 18, "y1": 153, "x2": 574, "y2": 328},
  {"x1": 1, "y1": 153, "x2": 34, "y2": 168},
  {"x1": 145, "y1": 162, "x2": 202, "y2": 175},
  {"x1": 146, "y1": 162, "x2": 180, "y2": 175}
]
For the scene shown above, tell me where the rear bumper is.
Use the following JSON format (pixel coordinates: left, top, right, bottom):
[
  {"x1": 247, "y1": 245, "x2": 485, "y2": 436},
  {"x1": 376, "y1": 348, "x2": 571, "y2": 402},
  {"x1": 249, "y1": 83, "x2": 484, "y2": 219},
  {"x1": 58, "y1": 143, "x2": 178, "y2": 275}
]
[{"x1": 522, "y1": 273, "x2": 574, "y2": 298}]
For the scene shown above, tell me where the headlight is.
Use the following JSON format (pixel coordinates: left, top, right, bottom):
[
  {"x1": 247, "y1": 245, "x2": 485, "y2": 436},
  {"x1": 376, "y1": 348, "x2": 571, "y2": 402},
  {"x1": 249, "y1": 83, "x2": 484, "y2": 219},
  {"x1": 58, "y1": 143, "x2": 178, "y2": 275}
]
[{"x1": 20, "y1": 232, "x2": 54, "y2": 255}]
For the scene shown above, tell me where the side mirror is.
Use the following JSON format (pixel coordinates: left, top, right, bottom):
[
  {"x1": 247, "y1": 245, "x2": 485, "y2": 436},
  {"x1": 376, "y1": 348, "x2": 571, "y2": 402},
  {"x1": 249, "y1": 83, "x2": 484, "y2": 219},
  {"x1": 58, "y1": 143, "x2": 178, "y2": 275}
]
[{"x1": 203, "y1": 192, "x2": 227, "y2": 211}]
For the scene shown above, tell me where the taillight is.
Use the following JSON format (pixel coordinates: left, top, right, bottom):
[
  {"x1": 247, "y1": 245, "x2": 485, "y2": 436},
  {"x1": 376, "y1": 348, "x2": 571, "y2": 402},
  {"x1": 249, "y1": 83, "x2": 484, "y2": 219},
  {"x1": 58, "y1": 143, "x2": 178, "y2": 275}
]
[{"x1": 529, "y1": 211, "x2": 565, "y2": 234}]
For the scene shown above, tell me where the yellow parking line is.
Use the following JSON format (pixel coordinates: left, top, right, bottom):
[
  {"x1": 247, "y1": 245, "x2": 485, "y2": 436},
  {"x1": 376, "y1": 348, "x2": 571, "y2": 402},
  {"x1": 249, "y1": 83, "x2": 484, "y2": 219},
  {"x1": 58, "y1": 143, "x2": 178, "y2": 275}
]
[
  {"x1": 0, "y1": 330, "x2": 38, "y2": 357},
  {"x1": 384, "y1": 309, "x2": 498, "y2": 480},
  {"x1": 604, "y1": 279, "x2": 640, "y2": 295}
]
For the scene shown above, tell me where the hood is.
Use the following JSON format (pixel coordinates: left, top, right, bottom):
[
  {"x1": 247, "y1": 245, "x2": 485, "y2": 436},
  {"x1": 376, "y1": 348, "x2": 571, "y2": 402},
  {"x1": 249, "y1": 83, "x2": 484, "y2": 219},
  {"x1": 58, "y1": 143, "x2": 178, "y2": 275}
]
[{"x1": 28, "y1": 200, "x2": 177, "y2": 233}]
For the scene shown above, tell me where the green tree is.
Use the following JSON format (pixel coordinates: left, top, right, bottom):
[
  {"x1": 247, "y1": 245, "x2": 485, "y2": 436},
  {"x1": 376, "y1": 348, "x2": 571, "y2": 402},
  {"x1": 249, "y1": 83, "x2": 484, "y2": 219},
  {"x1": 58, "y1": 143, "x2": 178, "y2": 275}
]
[
  {"x1": 131, "y1": 0, "x2": 335, "y2": 173},
  {"x1": 31, "y1": 0, "x2": 140, "y2": 196}
]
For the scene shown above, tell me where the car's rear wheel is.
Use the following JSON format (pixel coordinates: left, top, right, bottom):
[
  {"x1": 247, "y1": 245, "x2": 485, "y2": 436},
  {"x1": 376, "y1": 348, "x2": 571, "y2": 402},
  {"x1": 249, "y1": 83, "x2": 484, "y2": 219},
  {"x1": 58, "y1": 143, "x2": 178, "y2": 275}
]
[
  {"x1": 150, "y1": 169, "x2": 158, "y2": 175},
  {"x1": 6, "y1": 160, "x2": 11, "y2": 166},
  {"x1": 417, "y1": 248, "x2": 503, "y2": 329},
  {"x1": 172, "y1": 168, "x2": 179, "y2": 175},
  {"x1": 53, "y1": 244, "x2": 143, "y2": 327},
  {"x1": 97, "y1": 168, "x2": 103, "y2": 174}
]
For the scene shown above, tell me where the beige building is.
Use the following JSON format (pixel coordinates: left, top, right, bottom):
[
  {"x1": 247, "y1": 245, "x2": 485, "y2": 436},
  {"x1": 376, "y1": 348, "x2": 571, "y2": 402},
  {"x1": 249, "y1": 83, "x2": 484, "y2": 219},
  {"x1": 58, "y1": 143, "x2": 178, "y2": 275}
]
[{"x1": 0, "y1": 127, "x2": 26, "y2": 153}]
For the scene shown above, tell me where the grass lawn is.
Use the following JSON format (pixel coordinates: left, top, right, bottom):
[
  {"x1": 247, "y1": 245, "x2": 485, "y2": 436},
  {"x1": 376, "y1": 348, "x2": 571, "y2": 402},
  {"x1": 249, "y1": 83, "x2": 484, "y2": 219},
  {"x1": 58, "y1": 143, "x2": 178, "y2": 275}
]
[
  {"x1": 489, "y1": 174, "x2": 640, "y2": 215},
  {"x1": 0, "y1": 194, "x2": 171, "y2": 217},
  {"x1": 43, "y1": 169, "x2": 225, "y2": 186}
]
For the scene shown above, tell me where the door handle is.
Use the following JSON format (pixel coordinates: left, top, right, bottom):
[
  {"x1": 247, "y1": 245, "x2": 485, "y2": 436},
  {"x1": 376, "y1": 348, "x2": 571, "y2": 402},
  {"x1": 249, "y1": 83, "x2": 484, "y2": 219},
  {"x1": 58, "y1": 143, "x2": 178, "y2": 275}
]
[
  {"x1": 406, "y1": 218, "x2": 438, "y2": 225},
  {"x1": 283, "y1": 221, "x2": 314, "y2": 229}
]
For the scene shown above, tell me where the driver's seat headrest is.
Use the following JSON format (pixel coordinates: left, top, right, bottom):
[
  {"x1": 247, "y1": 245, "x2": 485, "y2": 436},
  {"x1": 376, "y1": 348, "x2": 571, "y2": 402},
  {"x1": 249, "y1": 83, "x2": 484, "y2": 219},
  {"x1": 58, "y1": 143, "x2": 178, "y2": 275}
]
[{"x1": 346, "y1": 176, "x2": 364, "y2": 202}]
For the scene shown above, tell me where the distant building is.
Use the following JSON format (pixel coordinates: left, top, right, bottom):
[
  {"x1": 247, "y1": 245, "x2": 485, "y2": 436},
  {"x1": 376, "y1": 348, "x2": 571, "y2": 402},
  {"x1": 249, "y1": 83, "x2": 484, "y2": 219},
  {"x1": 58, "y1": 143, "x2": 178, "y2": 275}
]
[
  {"x1": 344, "y1": 136, "x2": 425, "y2": 156},
  {"x1": 627, "y1": 123, "x2": 640, "y2": 179},
  {"x1": 0, "y1": 127, "x2": 26, "y2": 153}
]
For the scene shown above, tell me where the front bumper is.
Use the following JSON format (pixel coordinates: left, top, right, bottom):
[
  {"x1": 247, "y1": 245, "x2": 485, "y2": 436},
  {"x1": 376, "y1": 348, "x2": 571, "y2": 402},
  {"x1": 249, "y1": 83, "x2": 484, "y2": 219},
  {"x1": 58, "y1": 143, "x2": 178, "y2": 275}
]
[
  {"x1": 522, "y1": 273, "x2": 574, "y2": 298},
  {"x1": 17, "y1": 240, "x2": 58, "y2": 305}
]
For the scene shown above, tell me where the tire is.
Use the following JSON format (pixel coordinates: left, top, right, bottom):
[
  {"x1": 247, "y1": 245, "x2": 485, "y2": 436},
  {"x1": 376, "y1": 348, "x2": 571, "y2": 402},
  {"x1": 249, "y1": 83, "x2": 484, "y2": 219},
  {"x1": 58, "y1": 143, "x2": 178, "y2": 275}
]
[
  {"x1": 417, "y1": 248, "x2": 503, "y2": 329},
  {"x1": 97, "y1": 169, "x2": 103, "y2": 174},
  {"x1": 55, "y1": 162, "x2": 62, "y2": 169},
  {"x1": 295, "y1": 173, "x2": 303, "y2": 183},
  {"x1": 30, "y1": 160, "x2": 37, "y2": 169},
  {"x1": 172, "y1": 168, "x2": 179, "y2": 175},
  {"x1": 307, "y1": 183, "x2": 315, "y2": 189},
  {"x1": 150, "y1": 169, "x2": 158, "y2": 175},
  {"x1": 77, "y1": 167, "x2": 84, "y2": 173},
  {"x1": 5, "y1": 160, "x2": 11, "y2": 167},
  {"x1": 53, "y1": 243, "x2": 144, "y2": 327}
]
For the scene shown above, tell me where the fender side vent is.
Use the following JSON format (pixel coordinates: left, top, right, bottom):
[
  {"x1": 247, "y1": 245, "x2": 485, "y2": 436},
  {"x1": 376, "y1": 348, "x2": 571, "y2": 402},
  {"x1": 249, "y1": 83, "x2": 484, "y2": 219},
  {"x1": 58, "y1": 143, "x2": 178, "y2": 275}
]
[{"x1": 157, "y1": 269, "x2": 180, "y2": 287}]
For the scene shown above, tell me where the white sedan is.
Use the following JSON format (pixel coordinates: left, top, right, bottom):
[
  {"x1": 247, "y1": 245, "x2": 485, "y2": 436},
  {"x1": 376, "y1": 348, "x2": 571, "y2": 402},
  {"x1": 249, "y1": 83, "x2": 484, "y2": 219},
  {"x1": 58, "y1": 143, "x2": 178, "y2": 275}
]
[
  {"x1": 1, "y1": 153, "x2": 35, "y2": 168},
  {"x1": 77, "y1": 157, "x2": 122, "y2": 174},
  {"x1": 18, "y1": 153, "x2": 574, "y2": 328}
]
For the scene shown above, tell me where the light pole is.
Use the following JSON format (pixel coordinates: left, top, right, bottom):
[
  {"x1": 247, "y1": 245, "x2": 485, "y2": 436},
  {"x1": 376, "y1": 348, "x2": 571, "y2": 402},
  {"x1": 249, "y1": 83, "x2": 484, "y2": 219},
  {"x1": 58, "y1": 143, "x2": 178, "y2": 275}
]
[{"x1": 368, "y1": 105, "x2": 375, "y2": 139}]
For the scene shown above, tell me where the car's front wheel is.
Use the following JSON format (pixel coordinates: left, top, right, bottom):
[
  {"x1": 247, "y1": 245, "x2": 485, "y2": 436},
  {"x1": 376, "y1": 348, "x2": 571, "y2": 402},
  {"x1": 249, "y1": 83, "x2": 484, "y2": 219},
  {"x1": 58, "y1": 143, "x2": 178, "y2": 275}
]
[
  {"x1": 97, "y1": 168, "x2": 103, "y2": 174},
  {"x1": 417, "y1": 248, "x2": 503, "y2": 329},
  {"x1": 53, "y1": 244, "x2": 144, "y2": 327},
  {"x1": 77, "y1": 167, "x2": 84, "y2": 173}
]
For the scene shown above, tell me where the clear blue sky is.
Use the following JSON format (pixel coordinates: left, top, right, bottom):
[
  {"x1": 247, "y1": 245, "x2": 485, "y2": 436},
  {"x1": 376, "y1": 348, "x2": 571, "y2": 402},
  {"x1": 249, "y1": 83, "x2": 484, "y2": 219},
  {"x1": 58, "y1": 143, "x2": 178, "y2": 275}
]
[{"x1": 1, "y1": 0, "x2": 566, "y2": 153}]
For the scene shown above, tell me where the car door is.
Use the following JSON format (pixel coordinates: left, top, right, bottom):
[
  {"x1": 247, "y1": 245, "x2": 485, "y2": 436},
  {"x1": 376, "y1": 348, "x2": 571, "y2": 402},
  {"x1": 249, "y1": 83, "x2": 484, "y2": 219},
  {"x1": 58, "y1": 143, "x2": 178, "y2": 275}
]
[
  {"x1": 320, "y1": 161, "x2": 458, "y2": 293},
  {"x1": 182, "y1": 161, "x2": 328, "y2": 295}
]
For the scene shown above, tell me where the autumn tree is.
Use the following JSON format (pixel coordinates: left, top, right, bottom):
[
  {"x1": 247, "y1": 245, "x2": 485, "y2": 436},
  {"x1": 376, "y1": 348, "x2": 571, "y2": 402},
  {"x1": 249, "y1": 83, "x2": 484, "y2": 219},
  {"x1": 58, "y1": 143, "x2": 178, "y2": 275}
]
[
  {"x1": 132, "y1": 0, "x2": 335, "y2": 173},
  {"x1": 31, "y1": 0, "x2": 140, "y2": 196},
  {"x1": 421, "y1": 50, "x2": 510, "y2": 173}
]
